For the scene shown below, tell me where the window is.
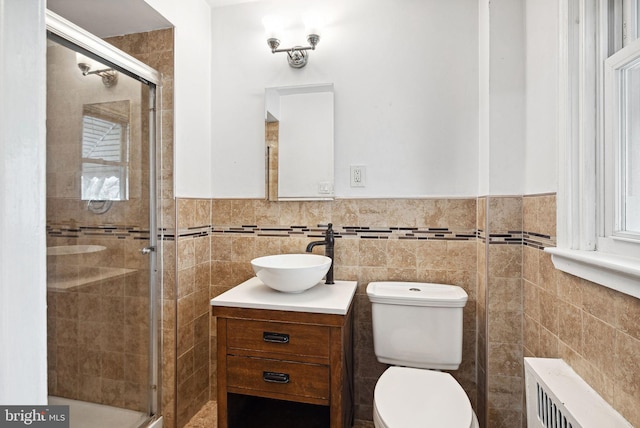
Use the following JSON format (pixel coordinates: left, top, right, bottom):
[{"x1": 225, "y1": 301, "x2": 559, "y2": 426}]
[
  {"x1": 602, "y1": 38, "x2": 640, "y2": 254},
  {"x1": 547, "y1": 0, "x2": 640, "y2": 299},
  {"x1": 80, "y1": 100, "x2": 130, "y2": 201}
]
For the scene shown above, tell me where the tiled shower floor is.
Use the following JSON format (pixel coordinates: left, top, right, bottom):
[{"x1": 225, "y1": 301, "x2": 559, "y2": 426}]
[{"x1": 48, "y1": 396, "x2": 148, "y2": 428}]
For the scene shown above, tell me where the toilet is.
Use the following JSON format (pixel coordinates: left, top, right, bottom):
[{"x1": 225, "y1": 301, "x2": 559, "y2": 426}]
[{"x1": 367, "y1": 281, "x2": 479, "y2": 428}]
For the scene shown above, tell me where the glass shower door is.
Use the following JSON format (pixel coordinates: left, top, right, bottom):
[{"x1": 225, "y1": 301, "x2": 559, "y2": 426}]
[{"x1": 45, "y1": 13, "x2": 161, "y2": 427}]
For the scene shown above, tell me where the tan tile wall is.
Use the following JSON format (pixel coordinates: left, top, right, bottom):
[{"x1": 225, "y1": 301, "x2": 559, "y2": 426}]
[
  {"x1": 207, "y1": 198, "x2": 478, "y2": 421},
  {"x1": 175, "y1": 199, "x2": 212, "y2": 427},
  {"x1": 47, "y1": 261, "x2": 150, "y2": 411},
  {"x1": 522, "y1": 194, "x2": 640, "y2": 427},
  {"x1": 265, "y1": 121, "x2": 279, "y2": 201},
  {"x1": 484, "y1": 197, "x2": 524, "y2": 428},
  {"x1": 175, "y1": 192, "x2": 639, "y2": 428},
  {"x1": 46, "y1": 42, "x2": 146, "y2": 227},
  {"x1": 475, "y1": 197, "x2": 487, "y2": 427}
]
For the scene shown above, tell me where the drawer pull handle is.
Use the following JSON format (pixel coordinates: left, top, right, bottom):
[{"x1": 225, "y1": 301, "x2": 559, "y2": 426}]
[
  {"x1": 263, "y1": 371, "x2": 290, "y2": 384},
  {"x1": 263, "y1": 332, "x2": 289, "y2": 344}
]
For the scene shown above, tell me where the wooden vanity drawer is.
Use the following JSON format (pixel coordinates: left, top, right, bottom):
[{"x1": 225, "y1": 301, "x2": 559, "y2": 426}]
[
  {"x1": 227, "y1": 355, "x2": 330, "y2": 401},
  {"x1": 227, "y1": 319, "x2": 330, "y2": 359}
]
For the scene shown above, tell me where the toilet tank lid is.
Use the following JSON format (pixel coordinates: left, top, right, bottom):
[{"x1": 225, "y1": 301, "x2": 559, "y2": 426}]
[{"x1": 367, "y1": 281, "x2": 468, "y2": 307}]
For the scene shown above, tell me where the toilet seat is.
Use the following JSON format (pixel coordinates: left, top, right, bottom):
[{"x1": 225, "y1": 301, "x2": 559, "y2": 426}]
[{"x1": 373, "y1": 366, "x2": 476, "y2": 428}]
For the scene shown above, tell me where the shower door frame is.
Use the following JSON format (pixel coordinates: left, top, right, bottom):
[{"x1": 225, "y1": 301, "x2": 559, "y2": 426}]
[{"x1": 45, "y1": 9, "x2": 163, "y2": 423}]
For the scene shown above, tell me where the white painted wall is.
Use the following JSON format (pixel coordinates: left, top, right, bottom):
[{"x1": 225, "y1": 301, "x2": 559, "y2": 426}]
[
  {"x1": 211, "y1": 0, "x2": 479, "y2": 198},
  {"x1": 478, "y1": 0, "x2": 527, "y2": 196},
  {"x1": 491, "y1": 0, "x2": 526, "y2": 196},
  {"x1": 479, "y1": 0, "x2": 558, "y2": 197},
  {"x1": 524, "y1": 0, "x2": 558, "y2": 194},
  {"x1": 0, "y1": 0, "x2": 48, "y2": 404},
  {"x1": 478, "y1": 0, "x2": 491, "y2": 196},
  {"x1": 145, "y1": 0, "x2": 213, "y2": 198}
]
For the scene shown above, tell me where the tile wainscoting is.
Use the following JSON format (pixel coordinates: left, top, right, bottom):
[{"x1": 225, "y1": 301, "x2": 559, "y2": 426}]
[
  {"x1": 174, "y1": 196, "x2": 558, "y2": 428},
  {"x1": 177, "y1": 198, "x2": 479, "y2": 425},
  {"x1": 173, "y1": 194, "x2": 639, "y2": 428}
]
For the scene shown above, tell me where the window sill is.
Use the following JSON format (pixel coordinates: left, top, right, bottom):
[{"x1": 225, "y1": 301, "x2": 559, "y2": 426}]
[{"x1": 544, "y1": 247, "x2": 640, "y2": 299}]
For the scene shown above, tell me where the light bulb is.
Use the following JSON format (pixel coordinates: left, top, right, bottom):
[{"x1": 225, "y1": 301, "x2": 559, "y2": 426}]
[
  {"x1": 262, "y1": 14, "x2": 284, "y2": 40},
  {"x1": 303, "y1": 12, "x2": 324, "y2": 37}
]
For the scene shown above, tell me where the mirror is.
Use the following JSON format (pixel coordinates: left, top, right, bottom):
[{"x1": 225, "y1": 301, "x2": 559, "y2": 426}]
[
  {"x1": 265, "y1": 83, "x2": 334, "y2": 201},
  {"x1": 80, "y1": 100, "x2": 130, "y2": 201}
]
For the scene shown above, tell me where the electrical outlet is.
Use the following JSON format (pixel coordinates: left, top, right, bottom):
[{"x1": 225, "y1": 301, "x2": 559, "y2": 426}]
[{"x1": 350, "y1": 165, "x2": 366, "y2": 187}]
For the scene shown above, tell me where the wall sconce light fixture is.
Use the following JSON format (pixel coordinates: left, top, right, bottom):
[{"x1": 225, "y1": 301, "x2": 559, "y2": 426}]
[
  {"x1": 263, "y1": 14, "x2": 323, "y2": 68},
  {"x1": 76, "y1": 53, "x2": 118, "y2": 87}
]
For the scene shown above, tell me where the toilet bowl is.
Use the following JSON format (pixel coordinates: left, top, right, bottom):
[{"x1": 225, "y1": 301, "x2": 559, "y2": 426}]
[{"x1": 373, "y1": 367, "x2": 478, "y2": 428}]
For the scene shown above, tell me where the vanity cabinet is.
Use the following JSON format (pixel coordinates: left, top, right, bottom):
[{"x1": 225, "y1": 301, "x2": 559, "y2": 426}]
[{"x1": 211, "y1": 278, "x2": 356, "y2": 428}]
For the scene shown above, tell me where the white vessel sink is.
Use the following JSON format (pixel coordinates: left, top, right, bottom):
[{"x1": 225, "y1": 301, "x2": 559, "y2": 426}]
[{"x1": 250, "y1": 254, "x2": 332, "y2": 293}]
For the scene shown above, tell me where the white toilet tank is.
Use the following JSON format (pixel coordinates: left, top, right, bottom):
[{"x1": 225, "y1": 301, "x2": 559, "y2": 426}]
[{"x1": 367, "y1": 281, "x2": 468, "y2": 370}]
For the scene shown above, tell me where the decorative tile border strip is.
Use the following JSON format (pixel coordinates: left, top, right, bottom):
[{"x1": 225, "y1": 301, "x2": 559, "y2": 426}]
[
  {"x1": 488, "y1": 231, "x2": 525, "y2": 245},
  {"x1": 205, "y1": 224, "x2": 480, "y2": 241},
  {"x1": 46, "y1": 224, "x2": 167, "y2": 240},
  {"x1": 522, "y1": 231, "x2": 556, "y2": 249},
  {"x1": 48, "y1": 223, "x2": 556, "y2": 248},
  {"x1": 478, "y1": 229, "x2": 556, "y2": 249}
]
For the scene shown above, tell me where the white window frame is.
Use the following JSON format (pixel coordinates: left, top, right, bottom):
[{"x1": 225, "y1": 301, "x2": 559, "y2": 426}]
[
  {"x1": 602, "y1": 39, "x2": 640, "y2": 249},
  {"x1": 547, "y1": 0, "x2": 640, "y2": 300}
]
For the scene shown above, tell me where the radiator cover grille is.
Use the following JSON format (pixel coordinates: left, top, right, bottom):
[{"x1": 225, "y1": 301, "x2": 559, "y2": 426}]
[
  {"x1": 524, "y1": 358, "x2": 632, "y2": 428},
  {"x1": 536, "y1": 381, "x2": 574, "y2": 428}
]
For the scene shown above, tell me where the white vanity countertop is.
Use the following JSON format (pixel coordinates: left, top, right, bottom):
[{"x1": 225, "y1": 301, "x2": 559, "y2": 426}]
[{"x1": 210, "y1": 277, "x2": 357, "y2": 315}]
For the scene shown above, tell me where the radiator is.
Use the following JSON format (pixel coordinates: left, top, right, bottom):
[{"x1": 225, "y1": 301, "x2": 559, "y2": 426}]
[{"x1": 524, "y1": 358, "x2": 632, "y2": 428}]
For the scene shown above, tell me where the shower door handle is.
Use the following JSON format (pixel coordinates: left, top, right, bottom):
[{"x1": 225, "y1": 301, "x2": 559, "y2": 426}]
[{"x1": 140, "y1": 246, "x2": 156, "y2": 255}]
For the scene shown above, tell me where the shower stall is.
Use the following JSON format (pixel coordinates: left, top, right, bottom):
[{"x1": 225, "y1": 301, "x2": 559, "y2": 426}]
[{"x1": 45, "y1": 11, "x2": 163, "y2": 428}]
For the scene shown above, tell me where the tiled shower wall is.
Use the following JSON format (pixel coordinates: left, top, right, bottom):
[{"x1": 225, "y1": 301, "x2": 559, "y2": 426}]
[{"x1": 46, "y1": 246, "x2": 151, "y2": 411}]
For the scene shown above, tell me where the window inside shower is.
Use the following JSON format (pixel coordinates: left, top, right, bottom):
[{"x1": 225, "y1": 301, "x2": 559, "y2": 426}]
[{"x1": 80, "y1": 100, "x2": 130, "y2": 202}]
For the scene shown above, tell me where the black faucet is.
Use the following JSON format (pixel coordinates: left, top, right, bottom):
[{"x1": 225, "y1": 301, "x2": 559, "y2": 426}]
[{"x1": 305, "y1": 223, "x2": 334, "y2": 284}]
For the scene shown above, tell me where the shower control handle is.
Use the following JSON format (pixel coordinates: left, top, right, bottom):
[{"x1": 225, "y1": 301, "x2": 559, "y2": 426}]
[{"x1": 140, "y1": 246, "x2": 156, "y2": 255}]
